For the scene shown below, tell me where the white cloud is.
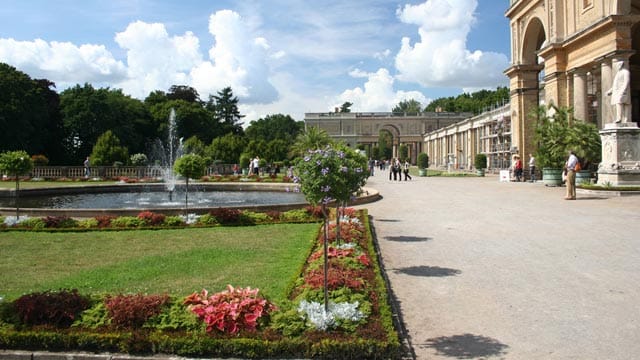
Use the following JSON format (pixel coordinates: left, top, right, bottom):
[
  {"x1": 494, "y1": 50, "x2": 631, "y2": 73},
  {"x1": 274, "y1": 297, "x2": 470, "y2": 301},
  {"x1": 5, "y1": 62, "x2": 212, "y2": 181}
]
[
  {"x1": 0, "y1": 38, "x2": 127, "y2": 85},
  {"x1": 113, "y1": 21, "x2": 202, "y2": 97},
  {"x1": 337, "y1": 68, "x2": 429, "y2": 112},
  {"x1": 394, "y1": 0, "x2": 508, "y2": 88},
  {"x1": 190, "y1": 10, "x2": 278, "y2": 103}
]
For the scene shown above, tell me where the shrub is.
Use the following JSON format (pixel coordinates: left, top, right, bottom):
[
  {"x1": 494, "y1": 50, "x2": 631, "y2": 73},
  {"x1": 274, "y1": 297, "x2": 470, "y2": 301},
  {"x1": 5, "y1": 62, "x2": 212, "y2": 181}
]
[
  {"x1": 31, "y1": 154, "x2": 49, "y2": 166},
  {"x1": 474, "y1": 153, "x2": 487, "y2": 169},
  {"x1": 208, "y1": 208, "x2": 243, "y2": 225},
  {"x1": 95, "y1": 215, "x2": 117, "y2": 228},
  {"x1": 281, "y1": 209, "x2": 313, "y2": 222},
  {"x1": 184, "y1": 285, "x2": 277, "y2": 334},
  {"x1": 110, "y1": 216, "x2": 144, "y2": 228},
  {"x1": 105, "y1": 293, "x2": 170, "y2": 329},
  {"x1": 77, "y1": 218, "x2": 99, "y2": 228},
  {"x1": 137, "y1": 211, "x2": 166, "y2": 226},
  {"x1": 163, "y1": 216, "x2": 186, "y2": 227},
  {"x1": 196, "y1": 213, "x2": 219, "y2": 226},
  {"x1": 130, "y1": 153, "x2": 148, "y2": 166},
  {"x1": 305, "y1": 206, "x2": 324, "y2": 219},
  {"x1": 417, "y1": 152, "x2": 429, "y2": 169},
  {"x1": 241, "y1": 210, "x2": 270, "y2": 224},
  {"x1": 43, "y1": 216, "x2": 78, "y2": 228},
  {"x1": 16, "y1": 217, "x2": 46, "y2": 229},
  {"x1": 12, "y1": 289, "x2": 91, "y2": 328}
]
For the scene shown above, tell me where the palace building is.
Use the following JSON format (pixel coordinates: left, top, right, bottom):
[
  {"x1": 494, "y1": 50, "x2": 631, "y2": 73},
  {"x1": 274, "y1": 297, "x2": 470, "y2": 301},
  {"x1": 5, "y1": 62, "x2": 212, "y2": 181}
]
[{"x1": 505, "y1": 0, "x2": 640, "y2": 159}]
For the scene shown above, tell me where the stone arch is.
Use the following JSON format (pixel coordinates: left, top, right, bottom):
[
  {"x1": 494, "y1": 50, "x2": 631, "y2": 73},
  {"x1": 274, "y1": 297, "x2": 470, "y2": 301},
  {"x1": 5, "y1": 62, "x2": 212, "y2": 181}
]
[
  {"x1": 521, "y1": 17, "x2": 546, "y2": 65},
  {"x1": 379, "y1": 124, "x2": 401, "y2": 159}
]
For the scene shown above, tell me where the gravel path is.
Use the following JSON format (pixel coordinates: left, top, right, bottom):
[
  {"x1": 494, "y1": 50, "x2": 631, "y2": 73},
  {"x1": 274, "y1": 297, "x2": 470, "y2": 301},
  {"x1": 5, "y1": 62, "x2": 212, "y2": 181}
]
[{"x1": 358, "y1": 170, "x2": 640, "y2": 359}]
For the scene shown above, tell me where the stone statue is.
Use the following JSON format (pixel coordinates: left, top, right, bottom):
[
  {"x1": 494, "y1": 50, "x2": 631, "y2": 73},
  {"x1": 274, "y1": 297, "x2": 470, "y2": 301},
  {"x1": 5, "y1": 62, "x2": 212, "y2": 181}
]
[{"x1": 607, "y1": 60, "x2": 630, "y2": 123}]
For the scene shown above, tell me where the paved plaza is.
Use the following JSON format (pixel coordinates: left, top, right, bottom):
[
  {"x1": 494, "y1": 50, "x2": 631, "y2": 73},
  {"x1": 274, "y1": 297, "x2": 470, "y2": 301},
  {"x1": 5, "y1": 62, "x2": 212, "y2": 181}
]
[{"x1": 359, "y1": 170, "x2": 640, "y2": 359}]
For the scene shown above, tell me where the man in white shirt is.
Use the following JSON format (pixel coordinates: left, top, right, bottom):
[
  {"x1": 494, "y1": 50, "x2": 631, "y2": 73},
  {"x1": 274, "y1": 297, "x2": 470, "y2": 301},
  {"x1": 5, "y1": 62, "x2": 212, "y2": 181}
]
[{"x1": 564, "y1": 150, "x2": 579, "y2": 200}]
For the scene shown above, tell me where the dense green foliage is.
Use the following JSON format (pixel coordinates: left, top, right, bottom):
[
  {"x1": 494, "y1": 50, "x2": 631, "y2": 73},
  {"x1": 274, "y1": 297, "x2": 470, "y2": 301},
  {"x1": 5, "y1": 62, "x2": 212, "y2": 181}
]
[
  {"x1": 474, "y1": 153, "x2": 487, "y2": 169},
  {"x1": 424, "y1": 86, "x2": 509, "y2": 114},
  {"x1": 533, "y1": 105, "x2": 601, "y2": 169},
  {"x1": 90, "y1": 130, "x2": 129, "y2": 166},
  {"x1": 417, "y1": 153, "x2": 429, "y2": 169}
]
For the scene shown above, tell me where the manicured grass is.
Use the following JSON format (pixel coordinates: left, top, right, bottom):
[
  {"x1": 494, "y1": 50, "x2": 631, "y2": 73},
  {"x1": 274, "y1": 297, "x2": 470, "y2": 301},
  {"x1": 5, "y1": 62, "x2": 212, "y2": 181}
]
[{"x1": 0, "y1": 224, "x2": 318, "y2": 303}]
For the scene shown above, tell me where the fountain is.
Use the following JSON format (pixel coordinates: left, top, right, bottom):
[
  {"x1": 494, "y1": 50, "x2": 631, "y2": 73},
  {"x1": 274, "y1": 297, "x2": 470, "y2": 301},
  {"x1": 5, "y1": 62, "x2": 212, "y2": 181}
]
[{"x1": 150, "y1": 108, "x2": 183, "y2": 202}]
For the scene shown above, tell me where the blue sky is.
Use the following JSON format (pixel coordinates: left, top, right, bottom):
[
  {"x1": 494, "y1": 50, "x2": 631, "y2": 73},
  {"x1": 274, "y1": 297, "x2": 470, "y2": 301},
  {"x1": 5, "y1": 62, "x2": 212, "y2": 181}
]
[{"x1": 0, "y1": 0, "x2": 511, "y2": 123}]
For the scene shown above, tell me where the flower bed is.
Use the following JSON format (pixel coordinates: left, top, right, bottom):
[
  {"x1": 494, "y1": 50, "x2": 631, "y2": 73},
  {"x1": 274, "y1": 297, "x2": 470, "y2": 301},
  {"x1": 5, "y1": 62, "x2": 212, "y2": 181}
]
[{"x1": 0, "y1": 209, "x2": 402, "y2": 359}]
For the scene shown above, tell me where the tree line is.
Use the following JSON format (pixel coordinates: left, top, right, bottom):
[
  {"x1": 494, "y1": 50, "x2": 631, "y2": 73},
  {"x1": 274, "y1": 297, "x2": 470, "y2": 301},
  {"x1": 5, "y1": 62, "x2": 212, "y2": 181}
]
[
  {"x1": 0, "y1": 62, "x2": 303, "y2": 167},
  {"x1": 1, "y1": 61, "x2": 508, "y2": 167}
]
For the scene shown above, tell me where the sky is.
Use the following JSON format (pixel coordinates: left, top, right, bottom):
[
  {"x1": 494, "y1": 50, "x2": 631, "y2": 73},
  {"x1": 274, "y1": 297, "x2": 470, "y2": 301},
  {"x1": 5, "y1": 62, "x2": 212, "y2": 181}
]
[{"x1": 0, "y1": 0, "x2": 512, "y2": 124}]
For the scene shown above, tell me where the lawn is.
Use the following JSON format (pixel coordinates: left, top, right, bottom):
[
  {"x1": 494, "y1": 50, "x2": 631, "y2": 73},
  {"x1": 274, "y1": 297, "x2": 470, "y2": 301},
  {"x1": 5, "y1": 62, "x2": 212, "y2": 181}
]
[{"x1": 0, "y1": 224, "x2": 318, "y2": 303}]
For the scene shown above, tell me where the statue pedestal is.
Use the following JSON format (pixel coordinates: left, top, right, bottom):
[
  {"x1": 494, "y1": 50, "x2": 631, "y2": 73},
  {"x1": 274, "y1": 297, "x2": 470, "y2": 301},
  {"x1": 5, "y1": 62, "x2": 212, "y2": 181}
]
[{"x1": 597, "y1": 123, "x2": 640, "y2": 186}]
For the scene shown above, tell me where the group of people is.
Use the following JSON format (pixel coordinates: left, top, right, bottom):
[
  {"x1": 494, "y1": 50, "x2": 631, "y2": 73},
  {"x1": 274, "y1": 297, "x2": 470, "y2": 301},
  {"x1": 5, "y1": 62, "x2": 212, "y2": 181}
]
[
  {"x1": 511, "y1": 153, "x2": 537, "y2": 182},
  {"x1": 384, "y1": 158, "x2": 412, "y2": 181}
]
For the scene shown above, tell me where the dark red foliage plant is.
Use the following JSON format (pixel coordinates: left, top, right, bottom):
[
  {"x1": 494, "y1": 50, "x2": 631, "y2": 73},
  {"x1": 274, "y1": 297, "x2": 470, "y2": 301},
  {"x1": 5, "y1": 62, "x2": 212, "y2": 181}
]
[
  {"x1": 105, "y1": 293, "x2": 169, "y2": 329},
  {"x1": 208, "y1": 208, "x2": 242, "y2": 224},
  {"x1": 13, "y1": 289, "x2": 90, "y2": 328},
  {"x1": 94, "y1": 215, "x2": 117, "y2": 228},
  {"x1": 137, "y1": 211, "x2": 166, "y2": 226}
]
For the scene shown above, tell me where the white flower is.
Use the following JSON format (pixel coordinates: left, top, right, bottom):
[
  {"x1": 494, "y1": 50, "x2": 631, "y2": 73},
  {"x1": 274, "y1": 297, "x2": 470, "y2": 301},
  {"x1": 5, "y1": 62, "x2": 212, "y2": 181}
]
[
  {"x1": 297, "y1": 300, "x2": 364, "y2": 330},
  {"x1": 3, "y1": 216, "x2": 30, "y2": 226}
]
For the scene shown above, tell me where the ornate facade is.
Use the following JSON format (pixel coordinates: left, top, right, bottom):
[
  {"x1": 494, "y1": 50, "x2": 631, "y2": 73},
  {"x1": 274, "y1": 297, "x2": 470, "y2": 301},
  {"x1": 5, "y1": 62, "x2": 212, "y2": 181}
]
[
  {"x1": 505, "y1": 0, "x2": 640, "y2": 159},
  {"x1": 304, "y1": 112, "x2": 471, "y2": 163}
]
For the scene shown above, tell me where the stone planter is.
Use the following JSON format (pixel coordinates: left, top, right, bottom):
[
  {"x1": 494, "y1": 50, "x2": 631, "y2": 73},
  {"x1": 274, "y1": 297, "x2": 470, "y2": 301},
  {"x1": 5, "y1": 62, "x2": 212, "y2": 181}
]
[
  {"x1": 576, "y1": 170, "x2": 592, "y2": 185},
  {"x1": 418, "y1": 169, "x2": 427, "y2": 177},
  {"x1": 542, "y1": 168, "x2": 563, "y2": 186},
  {"x1": 476, "y1": 169, "x2": 485, "y2": 177}
]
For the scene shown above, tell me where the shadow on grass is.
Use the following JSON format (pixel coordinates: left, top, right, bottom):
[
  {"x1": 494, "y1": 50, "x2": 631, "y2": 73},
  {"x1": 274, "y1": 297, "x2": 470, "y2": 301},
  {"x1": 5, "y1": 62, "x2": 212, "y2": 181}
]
[
  {"x1": 422, "y1": 333, "x2": 509, "y2": 359},
  {"x1": 393, "y1": 265, "x2": 461, "y2": 277}
]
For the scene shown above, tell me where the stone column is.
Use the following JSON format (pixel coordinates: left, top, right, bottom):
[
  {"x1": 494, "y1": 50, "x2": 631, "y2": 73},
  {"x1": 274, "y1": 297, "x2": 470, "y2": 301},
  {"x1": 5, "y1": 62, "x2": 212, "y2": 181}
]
[
  {"x1": 600, "y1": 59, "x2": 613, "y2": 126},
  {"x1": 573, "y1": 69, "x2": 588, "y2": 121}
]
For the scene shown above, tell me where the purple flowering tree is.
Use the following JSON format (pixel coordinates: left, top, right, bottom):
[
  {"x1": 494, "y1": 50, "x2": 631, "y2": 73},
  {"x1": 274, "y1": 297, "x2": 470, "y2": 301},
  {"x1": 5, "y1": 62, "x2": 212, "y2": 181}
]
[{"x1": 294, "y1": 145, "x2": 369, "y2": 311}]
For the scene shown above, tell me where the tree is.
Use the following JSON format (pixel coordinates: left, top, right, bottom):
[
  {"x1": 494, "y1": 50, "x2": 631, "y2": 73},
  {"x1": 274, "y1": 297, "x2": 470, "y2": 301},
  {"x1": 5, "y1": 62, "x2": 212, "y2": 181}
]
[
  {"x1": 60, "y1": 84, "x2": 154, "y2": 165},
  {"x1": 294, "y1": 145, "x2": 368, "y2": 312},
  {"x1": 0, "y1": 150, "x2": 33, "y2": 219},
  {"x1": 167, "y1": 85, "x2": 201, "y2": 104},
  {"x1": 245, "y1": 114, "x2": 303, "y2": 143},
  {"x1": 207, "y1": 87, "x2": 245, "y2": 135},
  {"x1": 206, "y1": 133, "x2": 247, "y2": 164},
  {"x1": 424, "y1": 86, "x2": 509, "y2": 114},
  {"x1": 392, "y1": 99, "x2": 422, "y2": 114},
  {"x1": 339, "y1": 102, "x2": 353, "y2": 113},
  {"x1": 0, "y1": 63, "x2": 53, "y2": 157},
  {"x1": 290, "y1": 126, "x2": 333, "y2": 157},
  {"x1": 173, "y1": 154, "x2": 207, "y2": 213},
  {"x1": 182, "y1": 136, "x2": 206, "y2": 157},
  {"x1": 90, "y1": 130, "x2": 129, "y2": 166}
]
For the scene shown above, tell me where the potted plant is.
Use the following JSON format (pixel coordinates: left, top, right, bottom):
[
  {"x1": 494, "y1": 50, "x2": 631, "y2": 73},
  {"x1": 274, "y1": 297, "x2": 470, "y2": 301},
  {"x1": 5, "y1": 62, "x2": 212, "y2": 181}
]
[
  {"x1": 474, "y1": 153, "x2": 487, "y2": 176},
  {"x1": 417, "y1": 153, "x2": 429, "y2": 177},
  {"x1": 533, "y1": 105, "x2": 601, "y2": 186},
  {"x1": 533, "y1": 105, "x2": 571, "y2": 186},
  {"x1": 567, "y1": 120, "x2": 601, "y2": 185}
]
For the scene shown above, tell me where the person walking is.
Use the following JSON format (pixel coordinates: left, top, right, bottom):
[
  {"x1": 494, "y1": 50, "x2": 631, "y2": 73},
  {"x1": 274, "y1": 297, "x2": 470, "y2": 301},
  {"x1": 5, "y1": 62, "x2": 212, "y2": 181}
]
[
  {"x1": 514, "y1": 155, "x2": 523, "y2": 182},
  {"x1": 528, "y1": 153, "x2": 536, "y2": 182},
  {"x1": 403, "y1": 160, "x2": 412, "y2": 181},
  {"x1": 564, "y1": 150, "x2": 579, "y2": 200},
  {"x1": 83, "y1": 156, "x2": 91, "y2": 177}
]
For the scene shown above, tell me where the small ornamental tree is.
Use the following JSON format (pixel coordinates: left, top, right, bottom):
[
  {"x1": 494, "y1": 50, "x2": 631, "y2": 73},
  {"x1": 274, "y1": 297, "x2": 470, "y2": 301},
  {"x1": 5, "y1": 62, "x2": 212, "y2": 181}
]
[
  {"x1": 0, "y1": 150, "x2": 33, "y2": 219},
  {"x1": 294, "y1": 145, "x2": 369, "y2": 312},
  {"x1": 173, "y1": 154, "x2": 207, "y2": 214},
  {"x1": 90, "y1": 130, "x2": 129, "y2": 166}
]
